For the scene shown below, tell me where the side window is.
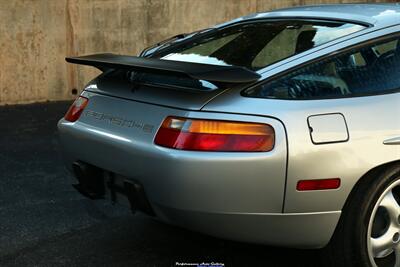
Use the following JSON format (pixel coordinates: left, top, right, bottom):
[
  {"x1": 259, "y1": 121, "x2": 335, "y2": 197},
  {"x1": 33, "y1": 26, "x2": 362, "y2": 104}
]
[{"x1": 245, "y1": 36, "x2": 400, "y2": 99}]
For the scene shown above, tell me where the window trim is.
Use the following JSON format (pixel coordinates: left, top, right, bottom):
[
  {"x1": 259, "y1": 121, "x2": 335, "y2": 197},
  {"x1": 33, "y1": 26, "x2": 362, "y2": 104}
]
[{"x1": 241, "y1": 32, "x2": 400, "y2": 100}]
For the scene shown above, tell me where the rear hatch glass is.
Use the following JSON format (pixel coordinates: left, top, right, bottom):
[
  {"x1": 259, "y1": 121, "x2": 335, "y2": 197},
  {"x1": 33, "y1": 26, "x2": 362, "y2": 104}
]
[{"x1": 154, "y1": 20, "x2": 366, "y2": 70}]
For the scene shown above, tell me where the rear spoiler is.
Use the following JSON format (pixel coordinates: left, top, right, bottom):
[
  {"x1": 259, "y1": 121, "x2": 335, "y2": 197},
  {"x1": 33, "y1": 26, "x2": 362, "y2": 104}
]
[{"x1": 65, "y1": 53, "x2": 261, "y2": 84}]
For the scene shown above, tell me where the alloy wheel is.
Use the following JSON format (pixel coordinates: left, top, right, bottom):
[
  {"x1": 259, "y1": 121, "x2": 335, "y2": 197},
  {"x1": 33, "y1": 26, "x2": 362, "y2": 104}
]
[{"x1": 368, "y1": 179, "x2": 400, "y2": 267}]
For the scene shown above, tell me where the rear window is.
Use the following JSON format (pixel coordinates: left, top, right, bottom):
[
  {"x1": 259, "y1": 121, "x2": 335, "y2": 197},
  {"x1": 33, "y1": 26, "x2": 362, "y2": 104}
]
[
  {"x1": 157, "y1": 20, "x2": 365, "y2": 71},
  {"x1": 128, "y1": 20, "x2": 365, "y2": 92}
]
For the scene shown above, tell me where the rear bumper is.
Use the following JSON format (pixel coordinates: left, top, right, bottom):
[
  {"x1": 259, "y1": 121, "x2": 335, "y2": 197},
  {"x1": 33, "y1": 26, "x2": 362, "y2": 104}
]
[
  {"x1": 57, "y1": 94, "x2": 338, "y2": 248},
  {"x1": 67, "y1": 159, "x2": 340, "y2": 249}
]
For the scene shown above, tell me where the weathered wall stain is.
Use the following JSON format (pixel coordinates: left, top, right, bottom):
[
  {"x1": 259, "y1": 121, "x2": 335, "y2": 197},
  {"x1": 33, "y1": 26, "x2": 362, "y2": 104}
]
[{"x1": 0, "y1": 0, "x2": 393, "y2": 105}]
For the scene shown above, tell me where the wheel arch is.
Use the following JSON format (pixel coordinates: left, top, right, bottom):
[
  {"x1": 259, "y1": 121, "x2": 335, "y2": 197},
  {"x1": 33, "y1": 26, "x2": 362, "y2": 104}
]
[
  {"x1": 329, "y1": 159, "x2": 400, "y2": 245},
  {"x1": 339, "y1": 160, "x2": 400, "y2": 216},
  {"x1": 322, "y1": 159, "x2": 400, "y2": 266}
]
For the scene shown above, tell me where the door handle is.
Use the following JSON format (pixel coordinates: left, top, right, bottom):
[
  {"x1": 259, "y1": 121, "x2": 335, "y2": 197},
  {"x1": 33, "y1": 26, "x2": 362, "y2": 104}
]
[{"x1": 383, "y1": 136, "x2": 400, "y2": 145}]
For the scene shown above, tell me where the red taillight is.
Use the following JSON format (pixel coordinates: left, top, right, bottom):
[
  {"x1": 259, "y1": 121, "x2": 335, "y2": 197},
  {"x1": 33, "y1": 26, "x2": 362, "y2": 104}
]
[
  {"x1": 64, "y1": 96, "x2": 89, "y2": 122},
  {"x1": 154, "y1": 117, "x2": 275, "y2": 152},
  {"x1": 296, "y1": 178, "x2": 341, "y2": 191}
]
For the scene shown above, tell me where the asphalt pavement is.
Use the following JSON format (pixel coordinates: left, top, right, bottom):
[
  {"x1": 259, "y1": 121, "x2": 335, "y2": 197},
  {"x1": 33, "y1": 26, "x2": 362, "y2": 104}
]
[{"x1": 0, "y1": 101, "x2": 322, "y2": 267}]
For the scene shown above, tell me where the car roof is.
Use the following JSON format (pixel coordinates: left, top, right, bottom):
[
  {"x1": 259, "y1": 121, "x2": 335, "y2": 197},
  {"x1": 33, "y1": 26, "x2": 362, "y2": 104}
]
[{"x1": 228, "y1": 4, "x2": 400, "y2": 29}]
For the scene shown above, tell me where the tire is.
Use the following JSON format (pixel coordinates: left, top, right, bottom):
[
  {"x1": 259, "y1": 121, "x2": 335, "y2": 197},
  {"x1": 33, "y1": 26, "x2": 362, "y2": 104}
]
[{"x1": 322, "y1": 163, "x2": 400, "y2": 267}]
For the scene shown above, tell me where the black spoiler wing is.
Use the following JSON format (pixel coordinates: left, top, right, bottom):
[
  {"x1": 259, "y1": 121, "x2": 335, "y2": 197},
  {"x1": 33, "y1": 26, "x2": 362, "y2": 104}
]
[{"x1": 65, "y1": 53, "x2": 261, "y2": 84}]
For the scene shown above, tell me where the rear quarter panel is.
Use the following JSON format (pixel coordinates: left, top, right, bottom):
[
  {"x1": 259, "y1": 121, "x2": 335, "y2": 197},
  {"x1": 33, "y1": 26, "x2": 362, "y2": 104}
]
[
  {"x1": 203, "y1": 25, "x2": 400, "y2": 213},
  {"x1": 203, "y1": 90, "x2": 400, "y2": 213}
]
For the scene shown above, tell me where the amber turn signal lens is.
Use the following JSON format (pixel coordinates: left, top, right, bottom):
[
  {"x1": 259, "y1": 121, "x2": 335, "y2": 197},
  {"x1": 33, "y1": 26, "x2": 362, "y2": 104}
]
[{"x1": 155, "y1": 117, "x2": 275, "y2": 152}]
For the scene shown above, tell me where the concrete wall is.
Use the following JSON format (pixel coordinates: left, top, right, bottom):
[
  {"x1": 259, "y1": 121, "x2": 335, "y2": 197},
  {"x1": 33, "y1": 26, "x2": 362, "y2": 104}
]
[{"x1": 0, "y1": 0, "x2": 392, "y2": 105}]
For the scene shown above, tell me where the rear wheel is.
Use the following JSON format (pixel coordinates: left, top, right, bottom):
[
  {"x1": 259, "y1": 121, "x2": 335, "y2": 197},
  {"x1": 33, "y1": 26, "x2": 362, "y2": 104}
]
[
  {"x1": 323, "y1": 164, "x2": 400, "y2": 267},
  {"x1": 368, "y1": 177, "x2": 400, "y2": 267}
]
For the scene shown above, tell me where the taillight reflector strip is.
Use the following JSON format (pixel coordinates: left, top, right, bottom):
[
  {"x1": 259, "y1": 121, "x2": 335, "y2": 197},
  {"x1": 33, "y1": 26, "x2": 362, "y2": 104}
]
[
  {"x1": 154, "y1": 117, "x2": 275, "y2": 152},
  {"x1": 296, "y1": 178, "x2": 341, "y2": 191}
]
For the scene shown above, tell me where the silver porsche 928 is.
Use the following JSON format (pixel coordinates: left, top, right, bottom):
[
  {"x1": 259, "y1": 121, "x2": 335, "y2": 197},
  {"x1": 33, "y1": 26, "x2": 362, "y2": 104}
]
[{"x1": 58, "y1": 4, "x2": 400, "y2": 267}]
